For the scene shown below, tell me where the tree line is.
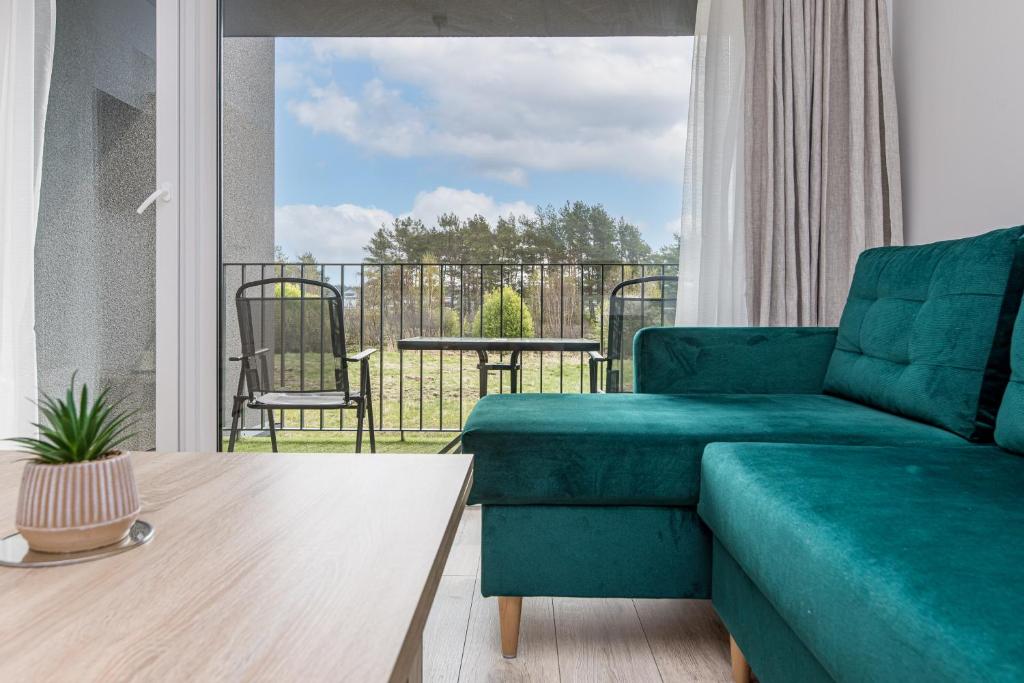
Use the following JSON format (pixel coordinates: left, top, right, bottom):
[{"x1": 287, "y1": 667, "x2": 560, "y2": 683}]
[
  {"x1": 362, "y1": 201, "x2": 679, "y2": 265},
  {"x1": 264, "y1": 200, "x2": 680, "y2": 348}
]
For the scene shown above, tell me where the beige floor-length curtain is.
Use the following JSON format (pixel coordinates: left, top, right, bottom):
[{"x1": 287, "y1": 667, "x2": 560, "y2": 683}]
[{"x1": 744, "y1": 0, "x2": 902, "y2": 326}]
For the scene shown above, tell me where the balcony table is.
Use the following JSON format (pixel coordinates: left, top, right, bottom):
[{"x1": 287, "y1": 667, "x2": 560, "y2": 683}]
[
  {"x1": 397, "y1": 336, "x2": 601, "y2": 452},
  {"x1": 0, "y1": 451, "x2": 472, "y2": 683}
]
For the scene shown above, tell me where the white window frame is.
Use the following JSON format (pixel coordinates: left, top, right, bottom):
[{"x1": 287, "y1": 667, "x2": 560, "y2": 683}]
[{"x1": 155, "y1": 0, "x2": 218, "y2": 452}]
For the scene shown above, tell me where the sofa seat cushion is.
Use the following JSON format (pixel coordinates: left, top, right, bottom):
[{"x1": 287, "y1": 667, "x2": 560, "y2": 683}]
[
  {"x1": 824, "y1": 226, "x2": 1024, "y2": 440},
  {"x1": 699, "y1": 443, "x2": 1024, "y2": 683},
  {"x1": 463, "y1": 393, "x2": 963, "y2": 506}
]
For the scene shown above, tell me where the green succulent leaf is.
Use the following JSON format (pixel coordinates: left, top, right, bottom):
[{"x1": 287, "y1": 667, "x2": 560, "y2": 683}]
[{"x1": 5, "y1": 373, "x2": 137, "y2": 464}]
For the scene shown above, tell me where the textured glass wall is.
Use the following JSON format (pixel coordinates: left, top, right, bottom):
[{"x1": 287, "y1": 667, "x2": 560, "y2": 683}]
[{"x1": 35, "y1": 0, "x2": 156, "y2": 449}]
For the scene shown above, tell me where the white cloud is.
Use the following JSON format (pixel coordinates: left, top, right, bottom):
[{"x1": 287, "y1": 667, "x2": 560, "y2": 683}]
[
  {"x1": 275, "y1": 187, "x2": 534, "y2": 261},
  {"x1": 406, "y1": 187, "x2": 533, "y2": 226},
  {"x1": 275, "y1": 203, "x2": 395, "y2": 262},
  {"x1": 284, "y1": 37, "x2": 691, "y2": 185},
  {"x1": 480, "y1": 166, "x2": 528, "y2": 187},
  {"x1": 275, "y1": 40, "x2": 332, "y2": 91},
  {"x1": 275, "y1": 61, "x2": 308, "y2": 90},
  {"x1": 288, "y1": 80, "x2": 426, "y2": 157}
]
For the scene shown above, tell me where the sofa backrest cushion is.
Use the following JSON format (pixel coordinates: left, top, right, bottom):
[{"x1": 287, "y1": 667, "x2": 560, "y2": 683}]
[
  {"x1": 823, "y1": 226, "x2": 1024, "y2": 440},
  {"x1": 996, "y1": 292, "x2": 1024, "y2": 453}
]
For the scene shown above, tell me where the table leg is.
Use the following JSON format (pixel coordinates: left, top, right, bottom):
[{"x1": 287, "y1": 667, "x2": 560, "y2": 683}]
[
  {"x1": 477, "y1": 350, "x2": 489, "y2": 397},
  {"x1": 434, "y1": 350, "x2": 491, "y2": 455},
  {"x1": 509, "y1": 350, "x2": 522, "y2": 393}
]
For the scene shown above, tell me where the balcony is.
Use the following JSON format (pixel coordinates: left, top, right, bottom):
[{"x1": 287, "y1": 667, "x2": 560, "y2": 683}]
[{"x1": 221, "y1": 260, "x2": 678, "y2": 452}]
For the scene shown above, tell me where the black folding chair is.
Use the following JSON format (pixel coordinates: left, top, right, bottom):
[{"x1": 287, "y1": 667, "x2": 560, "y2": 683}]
[
  {"x1": 227, "y1": 277, "x2": 376, "y2": 452},
  {"x1": 589, "y1": 275, "x2": 678, "y2": 393}
]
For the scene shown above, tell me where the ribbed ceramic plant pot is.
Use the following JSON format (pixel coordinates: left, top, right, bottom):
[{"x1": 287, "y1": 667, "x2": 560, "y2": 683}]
[{"x1": 15, "y1": 452, "x2": 141, "y2": 554}]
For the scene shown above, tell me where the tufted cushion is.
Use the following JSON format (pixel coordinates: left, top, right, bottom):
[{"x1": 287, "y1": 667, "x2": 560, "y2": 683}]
[
  {"x1": 996, "y1": 286, "x2": 1024, "y2": 453},
  {"x1": 824, "y1": 226, "x2": 1024, "y2": 439}
]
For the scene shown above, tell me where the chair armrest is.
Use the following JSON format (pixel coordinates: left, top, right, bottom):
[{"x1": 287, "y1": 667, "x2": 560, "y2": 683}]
[
  {"x1": 229, "y1": 347, "x2": 269, "y2": 362},
  {"x1": 347, "y1": 348, "x2": 378, "y2": 363},
  {"x1": 348, "y1": 348, "x2": 378, "y2": 395},
  {"x1": 632, "y1": 327, "x2": 837, "y2": 394}
]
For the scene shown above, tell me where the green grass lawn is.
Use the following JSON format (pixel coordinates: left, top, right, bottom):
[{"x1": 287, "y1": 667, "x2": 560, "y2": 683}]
[
  {"x1": 229, "y1": 430, "x2": 455, "y2": 453},
  {"x1": 225, "y1": 349, "x2": 633, "y2": 453}
]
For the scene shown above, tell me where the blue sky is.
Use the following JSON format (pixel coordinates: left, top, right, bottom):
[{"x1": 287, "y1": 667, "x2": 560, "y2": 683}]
[{"x1": 274, "y1": 36, "x2": 692, "y2": 262}]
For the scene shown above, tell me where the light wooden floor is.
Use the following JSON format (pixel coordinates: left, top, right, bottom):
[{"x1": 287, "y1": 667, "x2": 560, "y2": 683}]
[{"x1": 424, "y1": 506, "x2": 734, "y2": 682}]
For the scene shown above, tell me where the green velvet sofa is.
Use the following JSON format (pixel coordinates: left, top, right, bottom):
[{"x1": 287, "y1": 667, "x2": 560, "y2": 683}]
[{"x1": 461, "y1": 226, "x2": 1024, "y2": 678}]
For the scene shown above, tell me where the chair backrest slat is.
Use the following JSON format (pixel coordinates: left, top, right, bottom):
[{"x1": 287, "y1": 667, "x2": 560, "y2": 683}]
[{"x1": 235, "y1": 277, "x2": 351, "y2": 400}]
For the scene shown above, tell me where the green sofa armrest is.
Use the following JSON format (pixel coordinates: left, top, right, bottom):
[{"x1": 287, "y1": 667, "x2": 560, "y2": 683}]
[{"x1": 633, "y1": 327, "x2": 837, "y2": 394}]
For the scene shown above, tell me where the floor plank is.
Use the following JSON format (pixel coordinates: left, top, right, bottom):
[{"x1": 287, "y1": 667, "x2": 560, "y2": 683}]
[
  {"x1": 459, "y1": 588, "x2": 561, "y2": 682},
  {"x1": 553, "y1": 598, "x2": 663, "y2": 683},
  {"x1": 443, "y1": 506, "x2": 481, "y2": 577},
  {"x1": 425, "y1": 576, "x2": 476, "y2": 682},
  {"x1": 634, "y1": 599, "x2": 732, "y2": 683}
]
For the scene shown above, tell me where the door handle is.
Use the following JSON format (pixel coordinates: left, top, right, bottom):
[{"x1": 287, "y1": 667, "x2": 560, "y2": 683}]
[{"x1": 136, "y1": 183, "x2": 172, "y2": 214}]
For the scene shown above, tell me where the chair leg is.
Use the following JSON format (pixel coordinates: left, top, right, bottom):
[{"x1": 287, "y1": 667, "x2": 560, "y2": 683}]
[
  {"x1": 730, "y1": 635, "x2": 752, "y2": 683},
  {"x1": 227, "y1": 397, "x2": 244, "y2": 452},
  {"x1": 355, "y1": 404, "x2": 364, "y2": 453},
  {"x1": 267, "y1": 409, "x2": 278, "y2": 453},
  {"x1": 498, "y1": 597, "x2": 522, "y2": 658},
  {"x1": 228, "y1": 367, "x2": 247, "y2": 452},
  {"x1": 360, "y1": 362, "x2": 376, "y2": 454},
  {"x1": 366, "y1": 395, "x2": 376, "y2": 454}
]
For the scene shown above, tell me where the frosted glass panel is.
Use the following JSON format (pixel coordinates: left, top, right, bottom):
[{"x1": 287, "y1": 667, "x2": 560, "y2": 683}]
[{"x1": 35, "y1": 0, "x2": 157, "y2": 450}]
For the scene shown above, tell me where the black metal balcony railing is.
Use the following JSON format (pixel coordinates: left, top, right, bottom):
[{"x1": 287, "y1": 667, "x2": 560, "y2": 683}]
[{"x1": 220, "y1": 262, "x2": 678, "y2": 435}]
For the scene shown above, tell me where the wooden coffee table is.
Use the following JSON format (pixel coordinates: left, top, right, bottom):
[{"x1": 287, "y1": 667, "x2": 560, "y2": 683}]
[{"x1": 0, "y1": 451, "x2": 473, "y2": 682}]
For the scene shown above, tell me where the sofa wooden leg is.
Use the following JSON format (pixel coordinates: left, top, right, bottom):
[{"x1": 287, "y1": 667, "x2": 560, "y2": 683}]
[
  {"x1": 498, "y1": 596, "x2": 523, "y2": 658},
  {"x1": 730, "y1": 635, "x2": 752, "y2": 683}
]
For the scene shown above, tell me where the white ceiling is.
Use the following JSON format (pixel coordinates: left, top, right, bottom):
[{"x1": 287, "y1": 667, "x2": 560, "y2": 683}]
[{"x1": 223, "y1": 0, "x2": 698, "y2": 37}]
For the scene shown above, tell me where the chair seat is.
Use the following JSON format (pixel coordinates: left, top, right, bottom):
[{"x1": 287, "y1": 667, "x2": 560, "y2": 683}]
[
  {"x1": 699, "y1": 442, "x2": 1024, "y2": 682},
  {"x1": 462, "y1": 393, "x2": 963, "y2": 506},
  {"x1": 250, "y1": 391, "x2": 361, "y2": 409}
]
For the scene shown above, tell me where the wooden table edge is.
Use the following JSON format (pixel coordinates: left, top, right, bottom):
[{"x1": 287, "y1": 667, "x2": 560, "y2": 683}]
[{"x1": 388, "y1": 462, "x2": 474, "y2": 683}]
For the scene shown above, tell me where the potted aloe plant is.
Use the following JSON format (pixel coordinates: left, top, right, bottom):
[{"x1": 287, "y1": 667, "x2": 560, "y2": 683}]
[{"x1": 9, "y1": 378, "x2": 139, "y2": 553}]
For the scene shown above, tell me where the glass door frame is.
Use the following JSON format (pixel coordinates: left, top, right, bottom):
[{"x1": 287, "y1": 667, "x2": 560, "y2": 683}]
[
  {"x1": 154, "y1": 0, "x2": 179, "y2": 451},
  {"x1": 154, "y1": 0, "x2": 219, "y2": 451}
]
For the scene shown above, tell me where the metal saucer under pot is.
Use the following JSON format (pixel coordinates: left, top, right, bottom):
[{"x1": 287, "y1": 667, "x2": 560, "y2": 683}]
[{"x1": 0, "y1": 520, "x2": 154, "y2": 568}]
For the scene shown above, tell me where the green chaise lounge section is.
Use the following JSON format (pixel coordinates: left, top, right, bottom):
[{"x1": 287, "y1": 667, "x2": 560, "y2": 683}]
[
  {"x1": 700, "y1": 442, "x2": 1024, "y2": 683},
  {"x1": 699, "y1": 250, "x2": 1024, "y2": 682},
  {"x1": 462, "y1": 226, "x2": 1024, "y2": 659}
]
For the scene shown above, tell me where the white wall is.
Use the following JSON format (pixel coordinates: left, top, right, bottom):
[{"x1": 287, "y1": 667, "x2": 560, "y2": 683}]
[{"x1": 892, "y1": 0, "x2": 1024, "y2": 244}]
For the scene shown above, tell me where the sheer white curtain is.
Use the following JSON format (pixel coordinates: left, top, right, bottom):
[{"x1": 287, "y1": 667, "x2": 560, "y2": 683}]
[
  {"x1": 676, "y1": 0, "x2": 748, "y2": 326},
  {"x1": 0, "y1": 0, "x2": 55, "y2": 442}
]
